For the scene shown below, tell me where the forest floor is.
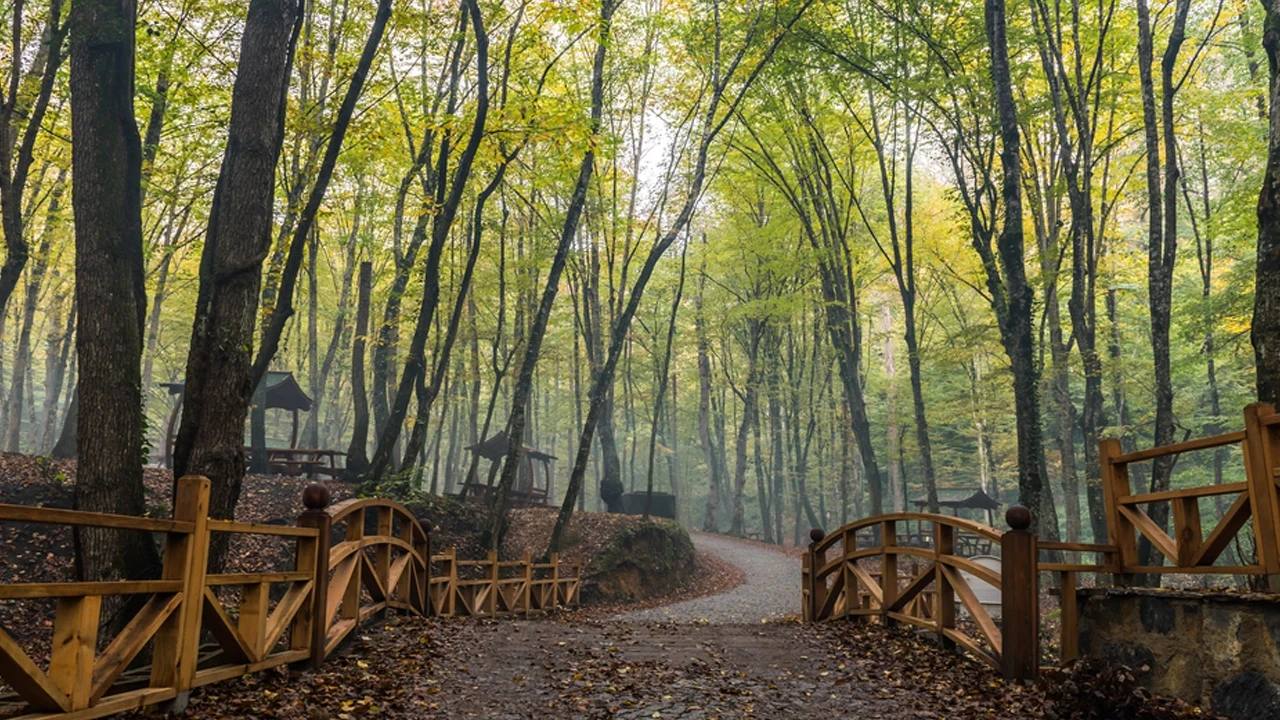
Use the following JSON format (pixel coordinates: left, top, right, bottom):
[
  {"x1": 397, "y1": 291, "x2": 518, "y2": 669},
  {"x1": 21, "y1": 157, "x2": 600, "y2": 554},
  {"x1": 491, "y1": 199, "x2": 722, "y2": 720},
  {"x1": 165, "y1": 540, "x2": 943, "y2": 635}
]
[{"x1": 155, "y1": 532, "x2": 1221, "y2": 720}]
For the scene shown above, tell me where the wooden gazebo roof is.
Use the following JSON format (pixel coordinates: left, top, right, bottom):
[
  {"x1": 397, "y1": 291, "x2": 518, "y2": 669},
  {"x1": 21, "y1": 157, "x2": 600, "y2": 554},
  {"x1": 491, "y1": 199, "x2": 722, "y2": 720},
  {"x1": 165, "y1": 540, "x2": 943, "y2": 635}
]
[
  {"x1": 911, "y1": 488, "x2": 1001, "y2": 511},
  {"x1": 162, "y1": 370, "x2": 313, "y2": 411},
  {"x1": 465, "y1": 430, "x2": 555, "y2": 463}
]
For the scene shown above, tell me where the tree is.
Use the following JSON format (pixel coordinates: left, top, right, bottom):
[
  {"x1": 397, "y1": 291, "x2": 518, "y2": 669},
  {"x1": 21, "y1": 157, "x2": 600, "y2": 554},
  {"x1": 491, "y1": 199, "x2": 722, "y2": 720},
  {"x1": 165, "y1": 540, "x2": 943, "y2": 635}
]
[
  {"x1": 68, "y1": 0, "x2": 161, "y2": 584},
  {"x1": 172, "y1": 0, "x2": 303, "y2": 568}
]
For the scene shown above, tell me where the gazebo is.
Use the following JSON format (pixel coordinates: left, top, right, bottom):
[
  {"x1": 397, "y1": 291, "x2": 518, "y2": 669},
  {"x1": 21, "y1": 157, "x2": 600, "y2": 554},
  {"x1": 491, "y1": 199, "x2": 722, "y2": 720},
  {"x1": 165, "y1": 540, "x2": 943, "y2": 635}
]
[
  {"x1": 911, "y1": 487, "x2": 1002, "y2": 518},
  {"x1": 161, "y1": 371, "x2": 341, "y2": 477},
  {"x1": 459, "y1": 431, "x2": 555, "y2": 507}
]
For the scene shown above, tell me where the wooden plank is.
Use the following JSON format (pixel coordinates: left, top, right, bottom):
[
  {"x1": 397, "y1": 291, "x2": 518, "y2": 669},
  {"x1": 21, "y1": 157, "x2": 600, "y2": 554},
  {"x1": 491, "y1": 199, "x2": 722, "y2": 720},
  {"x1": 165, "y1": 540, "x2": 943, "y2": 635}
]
[
  {"x1": 239, "y1": 583, "x2": 269, "y2": 660},
  {"x1": 1125, "y1": 565, "x2": 1264, "y2": 574},
  {"x1": 262, "y1": 580, "x2": 312, "y2": 655},
  {"x1": 942, "y1": 565, "x2": 1001, "y2": 652},
  {"x1": 9, "y1": 686, "x2": 176, "y2": 720},
  {"x1": 151, "y1": 474, "x2": 211, "y2": 694},
  {"x1": 1113, "y1": 430, "x2": 1246, "y2": 464},
  {"x1": 204, "y1": 572, "x2": 312, "y2": 586},
  {"x1": 847, "y1": 562, "x2": 882, "y2": 606},
  {"x1": 190, "y1": 650, "x2": 310, "y2": 690},
  {"x1": 1172, "y1": 497, "x2": 1203, "y2": 567},
  {"x1": 200, "y1": 588, "x2": 255, "y2": 664},
  {"x1": 1118, "y1": 506, "x2": 1178, "y2": 565},
  {"x1": 934, "y1": 525, "x2": 955, "y2": 636},
  {"x1": 1244, "y1": 404, "x2": 1280, "y2": 579},
  {"x1": 886, "y1": 564, "x2": 935, "y2": 614},
  {"x1": 0, "y1": 580, "x2": 184, "y2": 600},
  {"x1": 1037, "y1": 542, "x2": 1119, "y2": 553},
  {"x1": 90, "y1": 593, "x2": 181, "y2": 703},
  {"x1": 325, "y1": 554, "x2": 358, "y2": 628},
  {"x1": 0, "y1": 624, "x2": 69, "y2": 711},
  {"x1": 1120, "y1": 482, "x2": 1250, "y2": 506},
  {"x1": 0, "y1": 504, "x2": 194, "y2": 533},
  {"x1": 942, "y1": 628, "x2": 1000, "y2": 671},
  {"x1": 1192, "y1": 493, "x2": 1251, "y2": 566},
  {"x1": 1100, "y1": 438, "x2": 1137, "y2": 577},
  {"x1": 205, "y1": 520, "x2": 319, "y2": 537},
  {"x1": 1060, "y1": 571, "x2": 1078, "y2": 662}
]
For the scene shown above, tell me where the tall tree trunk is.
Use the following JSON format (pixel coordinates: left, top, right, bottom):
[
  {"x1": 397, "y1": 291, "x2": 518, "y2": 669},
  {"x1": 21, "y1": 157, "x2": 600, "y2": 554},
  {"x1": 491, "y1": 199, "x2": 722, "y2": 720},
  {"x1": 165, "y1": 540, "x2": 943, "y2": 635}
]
[
  {"x1": 494, "y1": 0, "x2": 615, "y2": 551},
  {"x1": 1256, "y1": 2, "x2": 1280, "y2": 404},
  {"x1": 0, "y1": 0, "x2": 65, "y2": 323},
  {"x1": 69, "y1": 0, "x2": 161, "y2": 584},
  {"x1": 986, "y1": 0, "x2": 1058, "y2": 538},
  {"x1": 345, "y1": 261, "x2": 373, "y2": 478},
  {"x1": 7, "y1": 170, "x2": 65, "y2": 451},
  {"x1": 172, "y1": 0, "x2": 302, "y2": 569},
  {"x1": 1136, "y1": 0, "x2": 1189, "y2": 569}
]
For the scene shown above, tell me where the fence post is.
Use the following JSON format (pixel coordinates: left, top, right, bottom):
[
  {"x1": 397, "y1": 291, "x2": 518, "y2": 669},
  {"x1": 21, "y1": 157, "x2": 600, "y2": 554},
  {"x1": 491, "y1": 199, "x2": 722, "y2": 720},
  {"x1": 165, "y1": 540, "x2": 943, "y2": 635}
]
[
  {"x1": 1099, "y1": 438, "x2": 1136, "y2": 584},
  {"x1": 1001, "y1": 506, "x2": 1039, "y2": 681},
  {"x1": 151, "y1": 474, "x2": 211, "y2": 710},
  {"x1": 808, "y1": 528, "x2": 826, "y2": 622},
  {"x1": 486, "y1": 550, "x2": 500, "y2": 616},
  {"x1": 418, "y1": 525, "x2": 431, "y2": 615},
  {"x1": 296, "y1": 483, "x2": 332, "y2": 669},
  {"x1": 550, "y1": 552, "x2": 560, "y2": 607},
  {"x1": 1244, "y1": 403, "x2": 1280, "y2": 591},
  {"x1": 521, "y1": 553, "x2": 533, "y2": 615},
  {"x1": 881, "y1": 519, "x2": 897, "y2": 625}
]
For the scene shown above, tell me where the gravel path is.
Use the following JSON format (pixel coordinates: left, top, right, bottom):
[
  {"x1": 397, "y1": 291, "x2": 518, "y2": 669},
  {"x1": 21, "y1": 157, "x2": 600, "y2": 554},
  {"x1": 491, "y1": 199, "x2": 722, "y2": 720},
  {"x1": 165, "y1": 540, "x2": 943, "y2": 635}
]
[{"x1": 616, "y1": 531, "x2": 799, "y2": 623}]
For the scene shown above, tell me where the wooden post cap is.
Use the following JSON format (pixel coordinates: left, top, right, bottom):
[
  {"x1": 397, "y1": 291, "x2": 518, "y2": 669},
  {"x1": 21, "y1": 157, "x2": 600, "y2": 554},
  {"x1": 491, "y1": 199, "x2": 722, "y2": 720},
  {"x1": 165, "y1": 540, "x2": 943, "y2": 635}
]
[
  {"x1": 809, "y1": 528, "x2": 826, "y2": 544},
  {"x1": 1006, "y1": 505, "x2": 1032, "y2": 531},
  {"x1": 302, "y1": 483, "x2": 331, "y2": 510}
]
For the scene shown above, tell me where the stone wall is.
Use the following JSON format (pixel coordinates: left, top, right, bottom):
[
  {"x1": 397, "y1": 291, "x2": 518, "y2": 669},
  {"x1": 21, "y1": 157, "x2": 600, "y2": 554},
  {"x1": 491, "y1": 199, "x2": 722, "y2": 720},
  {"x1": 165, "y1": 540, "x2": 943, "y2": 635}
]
[{"x1": 1078, "y1": 587, "x2": 1280, "y2": 720}]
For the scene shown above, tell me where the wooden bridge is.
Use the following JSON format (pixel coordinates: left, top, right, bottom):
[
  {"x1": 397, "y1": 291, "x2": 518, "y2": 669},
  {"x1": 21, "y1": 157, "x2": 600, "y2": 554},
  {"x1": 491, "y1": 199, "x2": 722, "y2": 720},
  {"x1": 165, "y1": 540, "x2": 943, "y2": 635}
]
[
  {"x1": 803, "y1": 402, "x2": 1280, "y2": 681},
  {"x1": 0, "y1": 479, "x2": 579, "y2": 719}
]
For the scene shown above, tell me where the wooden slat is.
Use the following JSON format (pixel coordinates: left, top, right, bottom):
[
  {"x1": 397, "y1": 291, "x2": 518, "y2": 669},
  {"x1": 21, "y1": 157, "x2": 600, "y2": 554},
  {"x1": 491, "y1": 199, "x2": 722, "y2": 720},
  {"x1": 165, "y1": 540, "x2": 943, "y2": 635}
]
[
  {"x1": 1126, "y1": 565, "x2": 1264, "y2": 574},
  {"x1": 0, "y1": 624, "x2": 69, "y2": 711},
  {"x1": 1118, "y1": 506, "x2": 1178, "y2": 565},
  {"x1": 205, "y1": 520, "x2": 319, "y2": 537},
  {"x1": 886, "y1": 565, "x2": 935, "y2": 614},
  {"x1": 0, "y1": 580, "x2": 183, "y2": 600},
  {"x1": 0, "y1": 504, "x2": 193, "y2": 534},
  {"x1": 90, "y1": 593, "x2": 181, "y2": 703},
  {"x1": 8, "y1": 686, "x2": 176, "y2": 720},
  {"x1": 200, "y1": 588, "x2": 255, "y2": 664},
  {"x1": 846, "y1": 562, "x2": 883, "y2": 606},
  {"x1": 1037, "y1": 542, "x2": 1119, "y2": 553},
  {"x1": 262, "y1": 581, "x2": 314, "y2": 655},
  {"x1": 942, "y1": 628, "x2": 1000, "y2": 670},
  {"x1": 1113, "y1": 430, "x2": 1246, "y2": 464},
  {"x1": 1119, "y1": 482, "x2": 1249, "y2": 506},
  {"x1": 190, "y1": 650, "x2": 310, "y2": 689},
  {"x1": 1192, "y1": 493, "x2": 1251, "y2": 566},
  {"x1": 1172, "y1": 497, "x2": 1203, "y2": 567},
  {"x1": 204, "y1": 572, "x2": 311, "y2": 586},
  {"x1": 942, "y1": 565, "x2": 1001, "y2": 652},
  {"x1": 239, "y1": 583, "x2": 269, "y2": 660}
]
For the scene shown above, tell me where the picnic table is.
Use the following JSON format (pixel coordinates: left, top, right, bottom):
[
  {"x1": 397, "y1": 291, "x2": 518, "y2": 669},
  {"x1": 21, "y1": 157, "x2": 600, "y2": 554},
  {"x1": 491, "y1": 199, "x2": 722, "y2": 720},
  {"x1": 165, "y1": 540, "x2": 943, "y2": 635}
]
[{"x1": 254, "y1": 447, "x2": 346, "y2": 480}]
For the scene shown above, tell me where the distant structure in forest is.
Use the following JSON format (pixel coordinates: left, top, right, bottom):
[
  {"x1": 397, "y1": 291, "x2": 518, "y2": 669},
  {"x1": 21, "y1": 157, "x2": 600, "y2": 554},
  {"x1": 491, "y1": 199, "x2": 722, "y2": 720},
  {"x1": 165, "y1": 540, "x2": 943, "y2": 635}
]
[
  {"x1": 161, "y1": 371, "x2": 344, "y2": 479},
  {"x1": 911, "y1": 487, "x2": 1002, "y2": 520},
  {"x1": 460, "y1": 430, "x2": 555, "y2": 507}
]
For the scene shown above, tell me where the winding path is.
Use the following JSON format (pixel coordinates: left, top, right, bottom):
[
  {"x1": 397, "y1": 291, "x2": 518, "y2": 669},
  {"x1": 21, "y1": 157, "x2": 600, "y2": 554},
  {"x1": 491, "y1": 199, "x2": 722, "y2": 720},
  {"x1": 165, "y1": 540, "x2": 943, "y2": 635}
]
[{"x1": 616, "y1": 531, "x2": 800, "y2": 623}]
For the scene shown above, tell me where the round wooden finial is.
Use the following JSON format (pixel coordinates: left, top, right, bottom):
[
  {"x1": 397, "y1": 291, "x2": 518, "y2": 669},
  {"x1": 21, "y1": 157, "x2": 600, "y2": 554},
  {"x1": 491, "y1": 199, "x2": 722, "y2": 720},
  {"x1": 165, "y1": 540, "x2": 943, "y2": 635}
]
[
  {"x1": 1006, "y1": 505, "x2": 1032, "y2": 531},
  {"x1": 809, "y1": 528, "x2": 825, "y2": 544},
  {"x1": 303, "y1": 482, "x2": 331, "y2": 510}
]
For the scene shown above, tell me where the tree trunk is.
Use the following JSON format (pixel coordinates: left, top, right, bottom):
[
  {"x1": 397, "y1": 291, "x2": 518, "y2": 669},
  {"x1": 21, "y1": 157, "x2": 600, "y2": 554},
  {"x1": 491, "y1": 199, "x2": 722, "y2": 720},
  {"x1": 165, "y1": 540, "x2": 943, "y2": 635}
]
[
  {"x1": 68, "y1": 0, "x2": 161, "y2": 585},
  {"x1": 495, "y1": 0, "x2": 614, "y2": 551},
  {"x1": 7, "y1": 170, "x2": 65, "y2": 451},
  {"x1": 986, "y1": 0, "x2": 1058, "y2": 538},
  {"x1": 172, "y1": 0, "x2": 302, "y2": 569},
  {"x1": 1256, "y1": 2, "x2": 1280, "y2": 404},
  {"x1": 345, "y1": 261, "x2": 373, "y2": 479}
]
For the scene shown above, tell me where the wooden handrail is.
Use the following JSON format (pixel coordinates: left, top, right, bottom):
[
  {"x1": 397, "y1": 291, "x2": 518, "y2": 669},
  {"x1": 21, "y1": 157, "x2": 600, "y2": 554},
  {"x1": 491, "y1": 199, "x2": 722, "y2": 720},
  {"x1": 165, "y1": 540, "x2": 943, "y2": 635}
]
[
  {"x1": 1117, "y1": 482, "x2": 1248, "y2": 506},
  {"x1": 1110, "y1": 430, "x2": 1246, "y2": 465},
  {"x1": 813, "y1": 511, "x2": 1002, "y2": 555},
  {"x1": 0, "y1": 504, "x2": 194, "y2": 533}
]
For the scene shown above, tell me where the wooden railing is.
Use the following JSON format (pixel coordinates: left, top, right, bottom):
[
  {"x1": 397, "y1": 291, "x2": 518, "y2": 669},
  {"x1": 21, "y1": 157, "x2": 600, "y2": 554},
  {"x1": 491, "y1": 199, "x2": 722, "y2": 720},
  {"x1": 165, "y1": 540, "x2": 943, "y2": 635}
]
[
  {"x1": 804, "y1": 402, "x2": 1280, "y2": 679},
  {"x1": 427, "y1": 549, "x2": 581, "y2": 617},
  {"x1": 802, "y1": 511, "x2": 1039, "y2": 678},
  {"x1": 0, "y1": 478, "x2": 579, "y2": 719}
]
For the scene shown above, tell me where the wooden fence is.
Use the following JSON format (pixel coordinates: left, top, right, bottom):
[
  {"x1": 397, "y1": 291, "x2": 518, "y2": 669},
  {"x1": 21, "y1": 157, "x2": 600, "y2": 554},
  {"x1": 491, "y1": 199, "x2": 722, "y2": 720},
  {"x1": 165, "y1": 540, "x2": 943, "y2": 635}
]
[
  {"x1": 0, "y1": 477, "x2": 579, "y2": 720},
  {"x1": 427, "y1": 549, "x2": 580, "y2": 617},
  {"x1": 804, "y1": 402, "x2": 1280, "y2": 681}
]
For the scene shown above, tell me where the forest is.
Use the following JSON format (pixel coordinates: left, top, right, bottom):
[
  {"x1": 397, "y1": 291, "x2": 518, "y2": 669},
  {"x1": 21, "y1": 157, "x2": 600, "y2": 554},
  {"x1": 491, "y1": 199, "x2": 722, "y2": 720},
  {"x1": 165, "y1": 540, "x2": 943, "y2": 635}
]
[{"x1": 1, "y1": 0, "x2": 1279, "y2": 578}]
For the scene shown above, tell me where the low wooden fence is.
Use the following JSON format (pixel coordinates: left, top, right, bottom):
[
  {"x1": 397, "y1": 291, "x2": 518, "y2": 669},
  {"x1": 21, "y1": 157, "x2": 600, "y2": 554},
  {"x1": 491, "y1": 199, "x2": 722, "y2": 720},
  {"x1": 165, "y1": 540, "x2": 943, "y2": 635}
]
[
  {"x1": 0, "y1": 477, "x2": 579, "y2": 719},
  {"x1": 804, "y1": 402, "x2": 1280, "y2": 681},
  {"x1": 427, "y1": 549, "x2": 580, "y2": 617}
]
